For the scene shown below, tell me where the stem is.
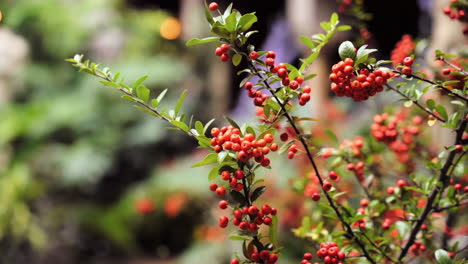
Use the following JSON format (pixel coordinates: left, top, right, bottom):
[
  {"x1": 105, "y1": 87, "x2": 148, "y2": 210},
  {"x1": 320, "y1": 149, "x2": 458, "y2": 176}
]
[
  {"x1": 441, "y1": 58, "x2": 468, "y2": 76},
  {"x1": 392, "y1": 70, "x2": 468, "y2": 104},
  {"x1": 385, "y1": 84, "x2": 446, "y2": 123},
  {"x1": 360, "y1": 230, "x2": 399, "y2": 263},
  {"x1": 397, "y1": 116, "x2": 467, "y2": 262},
  {"x1": 246, "y1": 59, "x2": 377, "y2": 264}
]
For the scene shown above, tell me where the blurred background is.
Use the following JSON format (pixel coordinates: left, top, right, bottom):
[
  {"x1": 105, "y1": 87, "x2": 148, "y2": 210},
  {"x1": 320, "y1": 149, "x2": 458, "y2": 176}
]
[{"x1": 0, "y1": 0, "x2": 465, "y2": 263}]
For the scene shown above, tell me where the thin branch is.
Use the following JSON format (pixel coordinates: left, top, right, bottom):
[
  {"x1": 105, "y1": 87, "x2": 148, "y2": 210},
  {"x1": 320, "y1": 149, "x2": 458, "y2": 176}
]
[
  {"x1": 385, "y1": 84, "x2": 446, "y2": 123},
  {"x1": 397, "y1": 115, "x2": 467, "y2": 262},
  {"x1": 246, "y1": 58, "x2": 377, "y2": 264},
  {"x1": 360, "y1": 230, "x2": 399, "y2": 263},
  {"x1": 441, "y1": 58, "x2": 468, "y2": 76},
  {"x1": 392, "y1": 70, "x2": 468, "y2": 104}
]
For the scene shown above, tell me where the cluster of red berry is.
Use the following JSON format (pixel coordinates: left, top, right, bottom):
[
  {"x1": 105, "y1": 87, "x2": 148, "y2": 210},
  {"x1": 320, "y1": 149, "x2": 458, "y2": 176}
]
[
  {"x1": 210, "y1": 126, "x2": 278, "y2": 166},
  {"x1": 316, "y1": 242, "x2": 346, "y2": 264},
  {"x1": 371, "y1": 112, "x2": 423, "y2": 164},
  {"x1": 248, "y1": 250, "x2": 279, "y2": 264},
  {"x1": 442, "y1": 0, "x2": 468, "y2": 34},
  {"x1": 398, "y1": 56, "x2": 414, "y2": 76},
  {"x1": 221, "y1": 203, "x2": 278, "y2": 232},
  {"x1": 330, "y1": 58, "x2": 392, "y2": 101},
  {"x1": 215, "y1": 43, "x2": 231, "y2": 62},
  {"x1": 339, "y1": 136, "x2": 364, "y2": 156},
  {"x1": 337, "y1": 0, "x2": 352, "y2": 13},
  {"x1": 346, "y1": 160, "x2": 365, "y2": 183},
  {"x1": 245, "y1": 81, "x2": 269, "y2": 106},
  {"x1": 299, "y1": 252, "x2": 314, "y2": 264},
  {"x1": 410, "y1": 241, "x2": 427, "y2": 255},
  {"x1": 251, "y1": 50, "x2": 311, "y2": 106},
  {"x1": 391, "y1": 35, "x2": 415, "y2": 65}
]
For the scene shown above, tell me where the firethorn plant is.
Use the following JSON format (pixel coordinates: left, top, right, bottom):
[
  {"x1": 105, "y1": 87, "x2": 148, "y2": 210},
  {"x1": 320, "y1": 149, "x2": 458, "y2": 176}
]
[{"x1": 68, "y1": 1, "x2": 467, "y2": 264}]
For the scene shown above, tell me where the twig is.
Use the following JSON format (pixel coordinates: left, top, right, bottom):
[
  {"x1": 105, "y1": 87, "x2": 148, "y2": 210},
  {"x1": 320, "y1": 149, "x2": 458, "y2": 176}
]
[
  {"x1": 397, "y1": 115, "x2": 467, "y2": 262},
  {"x1": 385, "y1": 84, "x2": 446, "y2": 123},
  {"x1": 246, "y1": 58, "x2": 377, "y2": 264},
  {"x1": 392, "y1": 70, "x2": 468, "y2": 104}
]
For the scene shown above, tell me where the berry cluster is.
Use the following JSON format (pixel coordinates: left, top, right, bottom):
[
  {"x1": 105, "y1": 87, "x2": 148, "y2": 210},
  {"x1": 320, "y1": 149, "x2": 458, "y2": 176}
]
[
  {"x1": 299, "y1": 252, "x2": 314, "y2": 264},
  {"x1": 245, "y1": 81, "x2": 269, "y2": 106},
  {"x1": 222, "y1": 204, "x2": 277, "y2": 232},
  {"x1": 391, "y1": 35, "x2": 415, "y2": 65},
  {"x1": 410, "y1": 241, "x2": 427, "y2": 255},
  {"x1": 249, "y1": 250, "x2": 279, "y2": 263},
  {"x1": 339, "y1": 136, "x2": 364, "y2": 157},
  {"x1": 398, "y1": 56, "x2": 414, "y2": 76},
  {"x1": 254, "y1": 51, "x2": 311, "y2": 105},
  {"x1": 210, "y1": 126, "x2": 278, "y2": 166},
  {"x1": 215, "y1": 43, "x2": 231, "y2": 62},
  {"x1": 442, "y1": 0, "x2": 468, "y2": 35},
  {"x1": 438, "y1": 58, "x2": 467, "y2": 90},
  {"x1": 346, "y1": 161, "x2": 365, "y2": 183},
  {"x1": 337, "y1": 0, "x2": 352, "y2": 14},
  {"x1": 330, "y1": 58, "x2": 391, "y2": 101},
  {"x1": 371, "y1": 112, "x2": 423, "y2": 164},
  {"x1": 316, "y1": 242, "x2": 346, "y2": 264}
]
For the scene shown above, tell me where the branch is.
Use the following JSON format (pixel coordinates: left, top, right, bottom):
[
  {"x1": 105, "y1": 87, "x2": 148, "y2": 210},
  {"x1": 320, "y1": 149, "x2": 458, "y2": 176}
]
[
  {"x1": 397, "y1": 115, "x2": 467, "y2": 262},
  {"x1": 392, "y1": 70, "x2": 468, "y2": 104},
  {"x1": 246, "y1": 59, "x2": 377, "y2": 264},
  {"x1": 385, "y1": 84, "x2": 446, "y2": 123}
]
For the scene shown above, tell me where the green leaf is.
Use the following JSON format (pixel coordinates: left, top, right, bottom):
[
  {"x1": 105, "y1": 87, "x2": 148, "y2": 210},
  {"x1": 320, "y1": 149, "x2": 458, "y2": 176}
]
[
  {"x1": 225, "y1": 12, "x2": 238, "y2": 32},
  {"x1": 299, "y1": 36, "x2": 315, "y2": 49},
  {"x1": 132, "y1": 75, "x2": 148, "y2": 88},
  {"x1": 224, "y1": 116, "x2": 241, "y2": 129},
  {"x1": 186, "y1": 37, "x2": 221, "y2": 46},
  {"x1": 175, "y1": 90, "x2": 187, "y2": 116},
  {"x1": 154, "y1": 89, "x2": 168, "y2": 107},
  {"x1": 134, "y1": 105, "x2": 158, "y2": 118},
  {"x1": 404, "y1": 100, "x2": 413, "y2": 107},
  {"x1": 426, "y1": 99, "x2": 435, "y2": 110},
  {"x1": 338, "y1": 41, "x2": 356, "y2": 61},
  {"x1": 325, "y1": 129, "x2": 339, "y2": 144},
  {"x1": 223, "y1": 3, "x2": 233, "y2": 19},
  {"x1": 230, "y1": 190, "x2": 246, "y2": 206},
  {"x1": 121, "y1": 95, "x2": 137, "y2": 103},
  {"x1": 435, "y1": 105, "x2": 448, "y2": 120},
  {"x1": 170, "y1": 120, "x2": 189, "y2": 132},
  {"x1": 204, "y1": 2, "x2": 215, "y2": 24},
  {"x1": 192, "y1": 153, "x2": 218, "y2": 168},
  {"x1": 195, "y1": 121, "x2": 204, "y2": 135},
  {"x1": 269, "y1": 215, "x2": 278, "y2": 245},
  {"x1": 232, "y1": 53, "x2": 242, "y2": 66},
  {"x1": 320, "y1": 22, "x2": 331, "y2": 31},
  {"x1": 435, "y1": 249, "x2": 453, "y2": 264},
  {"x1": 208, "y1": 165, "x2": 220, "y2": 180},
  {"x1": 203, "y1": 118, "x2": 216, "y2": 134},
  {"x1": 251, "y1": 186, "x2": 266, "y2": 202},
  {"x1": 355, "y1": 45, "x2": 377, "y2": 66},
  {"x1": 218, "y1": 151, "x2": 228, "y2": 163},
  {"x1": 229, "y1": 235, "x2": 250, "y2": 241},
  {"x1": 337, "y1": 25, "x2": 351, "y2": 31},
  {"x1": 395, "y1": 221, "x2": 410, "y2": 238},
  {"x1": 136, "y1": 85, "x2": 150, "y2": 102},
  {"x1": 330, "y1": 13, "x2": 339, "y2": 25},
  {"x1": 211, "y1": 22, "x2": 230, "y2": 37},
  {"x1": 100, "y1": 80, "x2": 119, "y2": 88},
  {"x1": 238, "y1": 13, "x2": 257, "y2": 32}
]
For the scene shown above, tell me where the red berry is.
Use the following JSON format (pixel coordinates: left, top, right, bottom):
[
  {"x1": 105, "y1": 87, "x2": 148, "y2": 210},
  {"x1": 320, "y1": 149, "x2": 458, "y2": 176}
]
[
  {"x1": 208, "y1": 2, "x2": 218, "y2": 11},
  {"x1": 397, "y1": 179, "x2": 407, "y2": 188},
  {"x1": 304, "y1": 252, "x2": 313, "y2": 260},
  {"x1": 215, "y1": 186, "x2": 226, "y2": 197},
  {"x1": 329, "y1": 171, "x2": 339, "y2": 181},
  {"x1": 214, "y1": 47, "x2": 223, "y2": 56},
  {"x1": 230, "y1": 258, "x2": 239, "y2": 264},
  {"x1": 402, "y1": 57, "x2": 414, "y2": 66},
  {"x1": 387, "y1": 186, "x2": 395, "y2": 194},
  {"x1": 401, "y1": 66, "x2": 412, "y2": 75},
  {"x1": 220, "y1": 44, "x2": 230, "y2": 53},
  {"x1": 249, "y1": 51, "x2": 259, "y2": 60},
  {"x1": 219, "y1": 216, "x2": 229, "y2": 228},
  {"x1": 323, "y1": 181, "x2": 332, "y2": 191},
  {"x1": 220, "y1": 53, "x2": 230, "y2": 62},
  {"x1": 360, "y1": 199, "x2": 369, "y2": 207},
  {"x1": 280, "y1": 132, "x2": 288, "y2": 141},
  {"x1": 209, "y1": 183, "x2": 218, "y2": 191},
  {"x1": 218, "y1": 200, "x2": 228, "y2": 209},
  {"x1": 265, "y1": 57, "x2": 275, "y2": 66},
  {"x1": 263, "y1": 216, "x2": 272, "y2": 225},
  {"x1": 312, "y1": 192, "x2": 321, "y2": 201},
  {"x1": 442, "y1": 68, "x2": 451, "y2": 75},
  {"x1": 266, "y1": 51, "x2": 276, "y2": 59}
]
